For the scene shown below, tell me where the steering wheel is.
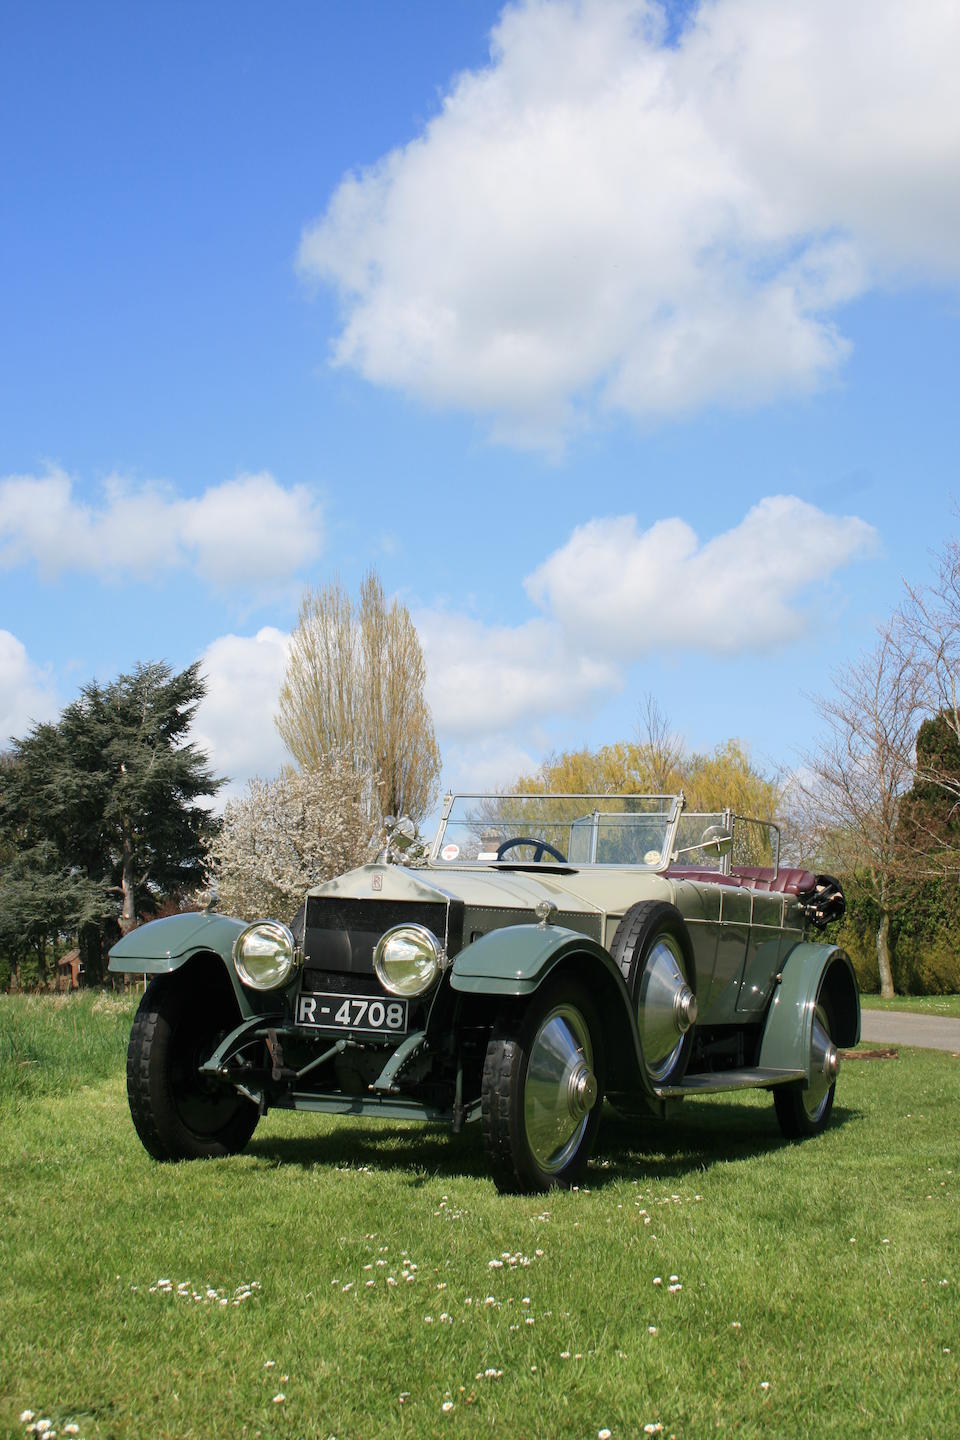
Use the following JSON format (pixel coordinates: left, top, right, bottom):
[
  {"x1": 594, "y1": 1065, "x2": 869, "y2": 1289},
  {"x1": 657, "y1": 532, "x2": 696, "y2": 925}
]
[{"x1": 495, "y1": 836, "x2": 568, "y2": 864}]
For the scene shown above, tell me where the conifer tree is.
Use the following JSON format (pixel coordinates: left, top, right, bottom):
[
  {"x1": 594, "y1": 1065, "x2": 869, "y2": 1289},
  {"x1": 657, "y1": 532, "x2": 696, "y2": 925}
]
[{"x1": 0, "y1": 661, "x2": 222, "y2": 983}]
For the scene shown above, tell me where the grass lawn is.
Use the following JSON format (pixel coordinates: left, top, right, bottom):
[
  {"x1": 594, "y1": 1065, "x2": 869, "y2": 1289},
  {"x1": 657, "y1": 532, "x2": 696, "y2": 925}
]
[
  {"x1": 860, "y1": 993, "x2": 960, "y2": 1018},
  {"x1": 1, "y1": 992, "x2": 958, "y2": 1440}
]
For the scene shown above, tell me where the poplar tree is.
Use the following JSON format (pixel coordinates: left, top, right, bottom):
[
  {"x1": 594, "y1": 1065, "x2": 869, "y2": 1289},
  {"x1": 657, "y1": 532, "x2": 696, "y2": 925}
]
[{"x1": 276, "y1": 570, "x2": 441, "y2": 825}]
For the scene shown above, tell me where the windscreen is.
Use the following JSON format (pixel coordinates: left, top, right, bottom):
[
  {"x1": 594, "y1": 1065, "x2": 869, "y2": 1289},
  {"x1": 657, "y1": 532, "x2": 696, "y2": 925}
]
[{"x1": 433, "y1": 794, "x2": 678, "y2": 868}]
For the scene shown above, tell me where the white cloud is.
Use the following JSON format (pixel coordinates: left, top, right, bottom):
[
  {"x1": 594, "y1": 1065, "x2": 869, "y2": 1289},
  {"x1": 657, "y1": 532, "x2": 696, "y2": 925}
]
[
  {"x1": 417, "y1": 493, "x2": 875, "y2": 748},
  {"x1": 416, "y1": 609, "x2": 620, "y2": 739},
  {"x1": 300, "y1": 0, "x2": 960, "y2": 444},
  {"x1": 525, "y1": 496, "x2": 879, "y2": 655},
  {"x1": 0, "y1": 468, "x2": 323, "y2": 588},
  {"x1": 0, "y1": 631, "x2": 59, "y2": 744},
  {"x1": 192, "y1": 627, "x2": 292, "y2": 801},
  {"x1": 439, "y1": 737, "x2": 544, "y2": 797}
]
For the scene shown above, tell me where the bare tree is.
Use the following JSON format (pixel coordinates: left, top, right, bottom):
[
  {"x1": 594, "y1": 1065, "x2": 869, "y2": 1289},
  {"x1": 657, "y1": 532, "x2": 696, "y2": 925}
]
[
  {"x1": 277, "y1": 570, "x2": 441, "y2": 825},
  {"x1": 799, "y1": 625, "x2": 925, "y2": 996},
  {"x1": 634, "y1": 694, "x2": 685, "y2": 792}
]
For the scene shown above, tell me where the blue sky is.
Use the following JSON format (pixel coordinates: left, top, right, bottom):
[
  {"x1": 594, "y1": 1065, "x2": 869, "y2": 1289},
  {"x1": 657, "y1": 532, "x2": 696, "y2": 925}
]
[{"x1": 1, "y1": 0, "x2": 957, "y2": 809}]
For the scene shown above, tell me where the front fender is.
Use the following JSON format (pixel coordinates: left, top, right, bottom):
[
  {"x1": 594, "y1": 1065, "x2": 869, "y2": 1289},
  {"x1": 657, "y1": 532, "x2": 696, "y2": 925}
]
[
  {"x1": 108, "y1": 912, "x2": 256, "y2": 1016},
  {"x1": 450, "y1": 922, "x2": 618, "y2": 995},
  {"x1": 758, "y1": 942, "x2": 860, "y2": 1086},
  {"x1": 108, "y1": 911, "x2": 247, "y2": 972},
  {"x1": 451, "y1": 923, "x2": 656, "y2": 1102}
]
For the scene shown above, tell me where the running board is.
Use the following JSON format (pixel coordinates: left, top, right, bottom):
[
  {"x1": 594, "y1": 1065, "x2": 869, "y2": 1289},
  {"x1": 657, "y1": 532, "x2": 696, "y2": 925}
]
[{"x1": 654, "y1": 1067, "x2": 805, "y2": 1098}]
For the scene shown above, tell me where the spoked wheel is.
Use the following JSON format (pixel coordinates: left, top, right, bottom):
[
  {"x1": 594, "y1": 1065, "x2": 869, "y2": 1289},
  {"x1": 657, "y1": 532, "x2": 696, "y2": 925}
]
[
  {"x1": 127, "y1": 975, "x2": 260, "y2": 1161},
  {"x1": 774, "y1": 1000, "x2": 839, "y2": 1139},
  {"x1": 482, "y1": 979, "x2": 604, "y2": 1193},
  {"x1": 610, "y1": 902, "x2": 698, "y2": 1087}
]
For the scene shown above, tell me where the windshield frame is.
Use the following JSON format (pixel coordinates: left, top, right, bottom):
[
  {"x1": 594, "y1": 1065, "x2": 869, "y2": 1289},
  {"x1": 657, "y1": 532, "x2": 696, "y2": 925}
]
[{"x1": 429, "y1": 792, "x2": 686, "y2": 870}]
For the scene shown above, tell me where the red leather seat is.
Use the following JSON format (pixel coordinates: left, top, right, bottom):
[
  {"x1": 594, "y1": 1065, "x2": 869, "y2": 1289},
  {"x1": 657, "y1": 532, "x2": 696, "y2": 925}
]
[
  {"x1": 730, "y1": 866, "x2": 817, "y2": 895},
  {"x1": 665, "y1": 866, "x2": 817, "y2": 896}
]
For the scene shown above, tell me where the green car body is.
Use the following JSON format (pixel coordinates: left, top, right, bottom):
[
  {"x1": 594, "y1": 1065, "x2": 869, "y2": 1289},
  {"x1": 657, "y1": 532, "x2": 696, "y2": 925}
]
[{"x1": 110, "y1": 792, "x2": 858, "y2": 1191}]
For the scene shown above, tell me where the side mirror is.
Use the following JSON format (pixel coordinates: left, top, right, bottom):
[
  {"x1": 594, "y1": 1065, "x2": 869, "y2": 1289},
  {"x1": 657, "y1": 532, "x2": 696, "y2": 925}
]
[
  {"x1": 699, "y1": 824, "x2": 733, "y2": 857},
  {"x1": 385, "y1": 815, "x2": 417, "y2": 852}
]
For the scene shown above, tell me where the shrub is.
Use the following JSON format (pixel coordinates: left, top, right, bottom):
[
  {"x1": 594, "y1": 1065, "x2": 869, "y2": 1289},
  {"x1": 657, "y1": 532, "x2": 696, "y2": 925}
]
[
  {"x1": 822, "y1": 870, "x2": 960, "y2": 995},
  {"x1": 892, "y1": 929, "x2": 960, "y2": 995},
  {"x1": 204, "y1": 759, "x2": 380, "y2": 922},
  {"x1": 17, "y1": 952, "x2": 42, "y2": 991},
  {"x1": 832, "y1": 919, "x2": 880, "y2": 994}
]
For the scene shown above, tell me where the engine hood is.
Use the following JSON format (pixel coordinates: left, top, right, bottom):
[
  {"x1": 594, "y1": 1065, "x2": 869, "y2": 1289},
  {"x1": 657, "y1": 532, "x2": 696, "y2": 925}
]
[
  {"x1": 309, "y1": 861, "x2": 604, "y2": 917},
  {"x1": 307, "y1": 861, "x2": 674, "y2": 940}
]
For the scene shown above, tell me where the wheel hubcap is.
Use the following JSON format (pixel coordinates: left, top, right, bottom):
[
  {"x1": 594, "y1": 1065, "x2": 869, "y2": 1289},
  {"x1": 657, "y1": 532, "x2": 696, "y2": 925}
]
[
  {"x1": 568, "y1": 1062, "x2": 598, "y2": 1118},
  {"x1": 524, "y1": 1004, "x2": 597, "y2": 1174},
  {"x1": 638, "y1": 935, "x2": 694, "y2": 1081},
  {"x1": 804, "y1": 1004, "x2": 838, "y2": 1120}
]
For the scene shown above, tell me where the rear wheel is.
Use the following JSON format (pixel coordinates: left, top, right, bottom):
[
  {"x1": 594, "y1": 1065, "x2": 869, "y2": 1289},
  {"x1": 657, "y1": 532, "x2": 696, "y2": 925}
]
[
  {"x1": 610, "y1": 901, "x2": 697, "y2": 1086},
  {"x1": 127, "y1": 974, "x2": 259, "y2": 1160},
  {"x1": 773, "y1": 999, "x2": 839, "y2": 1139},
  {"x1": 481, "y1": 979, "x2": 604, "y2": 1193}
]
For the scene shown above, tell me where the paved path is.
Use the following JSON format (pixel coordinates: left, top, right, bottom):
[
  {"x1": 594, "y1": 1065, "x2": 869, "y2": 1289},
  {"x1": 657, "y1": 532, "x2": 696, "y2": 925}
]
[{"x1": 860, "y1": 1009, "x2": 960, "y2": 1053}]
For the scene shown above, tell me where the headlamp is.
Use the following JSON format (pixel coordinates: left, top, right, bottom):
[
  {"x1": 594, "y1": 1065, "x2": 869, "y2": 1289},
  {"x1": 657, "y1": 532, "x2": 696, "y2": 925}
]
[
  {"x1": 373, "y1": 923, "x2": 444, "y2": 997},
  {"x1": 232, "y1": 920, "x2": 300, "y2": 991}
]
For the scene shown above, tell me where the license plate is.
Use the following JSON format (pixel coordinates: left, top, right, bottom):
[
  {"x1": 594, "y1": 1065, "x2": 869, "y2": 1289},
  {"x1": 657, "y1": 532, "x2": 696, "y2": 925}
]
[{"x1": 295, "y1": 992, "x2": 408, "y2": 1035}]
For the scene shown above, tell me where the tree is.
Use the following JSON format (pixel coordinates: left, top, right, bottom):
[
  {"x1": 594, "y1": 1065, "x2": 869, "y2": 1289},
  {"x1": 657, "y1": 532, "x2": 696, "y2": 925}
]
[
  {"x1": 798, "y1": 626, "x2": 925, "y2": 997},
  {"x1": 204, "y1": 756, "x2": 379, "y2": 921},
  {"x1": 635, "y1": 694, "x2": 685, "y2": 793},
  {"x1": 0, "y1": 661, "x2": 222, "y2": 982},
  {"x1": 896, "y1": 711, "x2": 960, "y2": 867},
  {"x1": 683, "y1": 741, "x2": 782, "y2": 817},
  {"x1": 513, "y1": 699, "x2": 781, "y2": 819},
  {"x1": 900, "y1": 533, "x2": 960, "y2": 817},
  {"x1": 0, "y1": 840, "x2": 107, "y2": 989},
  {"x1": 513, "y1": 697, "x2": 687, "y2": 798},
  {"x1": 276, "y1": 570, "x2": 441, "y2": 825}
]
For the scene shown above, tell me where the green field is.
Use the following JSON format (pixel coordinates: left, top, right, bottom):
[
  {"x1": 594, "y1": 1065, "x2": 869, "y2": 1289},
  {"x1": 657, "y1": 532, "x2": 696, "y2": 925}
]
[
  {"x1": 860, "y1": 993, "x2": 960, "y2": 1018},
  {"x1": 1, "y1": 992, "x2": 957, "y2": 1440}
]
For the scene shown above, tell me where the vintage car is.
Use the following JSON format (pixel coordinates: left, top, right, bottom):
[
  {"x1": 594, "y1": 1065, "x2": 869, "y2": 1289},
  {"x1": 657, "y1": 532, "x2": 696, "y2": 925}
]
[{"x1": 109, "y1": 792, "x2": 857, "y2": 1192}]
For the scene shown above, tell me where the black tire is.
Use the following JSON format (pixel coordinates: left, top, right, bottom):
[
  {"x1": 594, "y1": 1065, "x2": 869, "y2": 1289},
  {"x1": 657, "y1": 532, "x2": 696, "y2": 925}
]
[
  {"x1": 127, "y1": 975, "x2": 259, "y2": 1161},
  {"x1": 481, "y1": 978, "x2": 604, "y2": 1194},
  {"x1": 773, "y1": 999, "x2": 837, "y2": 1139},
  {"x1": 609, "y1": 901, "x2": 696, "y2": 1086}
]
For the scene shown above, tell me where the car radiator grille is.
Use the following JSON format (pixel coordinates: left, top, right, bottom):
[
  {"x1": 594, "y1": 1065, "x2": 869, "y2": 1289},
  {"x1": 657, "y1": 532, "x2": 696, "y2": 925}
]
[
  {"x1": 300, "y1": 969, "x2": 385, "y2": 996},
  {"x1": 301, "y1": 896, "x2": 454, "y2": 990}
]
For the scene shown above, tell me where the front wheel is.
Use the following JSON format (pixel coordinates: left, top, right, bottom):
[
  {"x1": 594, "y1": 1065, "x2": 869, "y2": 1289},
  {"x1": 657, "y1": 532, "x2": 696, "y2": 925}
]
[
  {"x1": 481, "y1": 979, "x2": 604, "y2": 1193},
  {"x1": 126, "y1": 975, "x2": 260, "y2": 1161}
]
